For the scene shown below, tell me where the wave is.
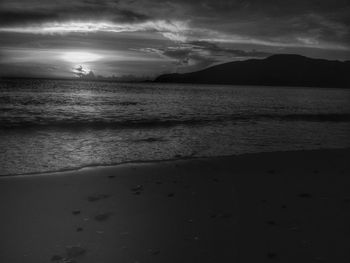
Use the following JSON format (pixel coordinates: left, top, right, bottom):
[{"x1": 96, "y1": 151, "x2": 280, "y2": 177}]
[
  {"x1": 272, "y1": 113, "x2": 350, "y2": 122},
  {"x1": 0, "y1": 113, "x2": 350, "y2": 129}
]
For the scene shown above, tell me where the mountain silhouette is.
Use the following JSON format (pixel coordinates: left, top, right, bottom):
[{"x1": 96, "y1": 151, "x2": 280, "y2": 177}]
[{"x1": 155, "y1": 54, "x2": 350, "y2": 87}]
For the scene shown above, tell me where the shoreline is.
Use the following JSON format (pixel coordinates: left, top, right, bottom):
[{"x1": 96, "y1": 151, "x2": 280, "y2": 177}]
[
  {"x1": 1, "y1": 146, "x2": 349, "y2": 178},
  {"x1": 1, "y1": 148, "x2": 349, "y2": 262}
]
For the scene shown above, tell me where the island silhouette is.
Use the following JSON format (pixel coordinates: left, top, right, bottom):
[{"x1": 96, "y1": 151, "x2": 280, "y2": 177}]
[{"x1": 155, "y1": 54, "x2": 350, "y2": 87}]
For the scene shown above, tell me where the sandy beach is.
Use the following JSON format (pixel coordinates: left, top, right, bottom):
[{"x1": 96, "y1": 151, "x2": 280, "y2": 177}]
[{"x1": 0, "y1": 148, "x2": 349, "y2": 263}]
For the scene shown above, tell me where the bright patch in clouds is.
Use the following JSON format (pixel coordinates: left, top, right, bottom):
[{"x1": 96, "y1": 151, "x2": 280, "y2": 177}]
[
  {"x1": 61, "y1": 51, "x2": 102, "y2": 63},
  {"x1": 0, "y1": 20, "x2": 189, "y2": 42}
]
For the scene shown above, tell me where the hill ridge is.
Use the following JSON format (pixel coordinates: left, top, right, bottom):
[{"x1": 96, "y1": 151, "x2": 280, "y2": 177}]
[{"x1": 155, "y1": 54, "x2": 350, "y2": 87}]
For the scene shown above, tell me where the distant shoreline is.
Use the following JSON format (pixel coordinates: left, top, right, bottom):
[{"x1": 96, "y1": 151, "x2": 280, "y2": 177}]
[
  {"x1": 0, "y1": 76, "x2": 150, "y2": 84},
  {"x1": 2, "y1": 147, "x2": 349, "y2": 178},
  {"x1": 2, "y1": 54, "x2": 350, "y2": 88}
]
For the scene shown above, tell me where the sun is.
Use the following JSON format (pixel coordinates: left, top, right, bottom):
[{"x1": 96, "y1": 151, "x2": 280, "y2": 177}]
[{"x1": 61, "y1": 51, "x2": 102, "y2": 63}]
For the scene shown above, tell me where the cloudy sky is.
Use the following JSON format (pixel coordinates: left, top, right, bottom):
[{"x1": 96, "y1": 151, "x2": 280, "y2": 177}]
[{"x1": 0, "y1": 0, "x2": 349, "y2": 78}]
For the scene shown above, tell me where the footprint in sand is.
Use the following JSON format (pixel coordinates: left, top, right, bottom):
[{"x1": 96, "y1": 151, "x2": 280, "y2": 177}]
[
  {"x1": 343, "y1": 198, "x2": 350, "y2": 203},
  {"x1": 220, "y1": 213, "x2": 232, "y2": 219},
  {"x1": 131, "y1": 185, "x2": 143, "y2": 191},
  {"x1": 95, "y1": 212, "x2": 113, "y2": 221},
  {"x1": 209, "y1": 212, "x2": 217, "y2": 218},
  {"x1": 51, "y1": 255, "x2": 63, "y2": 261},
  {"x1": 267, "y1": 252, "x2": 277, "y2": 259},
  {"x1": 66, "y1": 246, "x2": 86, "y2": 258},
  {"x1": 209, "y1": 212, "x2": 232, "y2": 219},
  {"x1": 87, "y1": 194, "x2": 110, "y2": 202},
  {"x1": 72, "y1": 210, "x2": 81, "y2": 215},
  {"x1": 266, "y1": 220, "x2": 277, "y2": 226},
  {"x1": 148, "y1": 249, "x2": 160, "y2": 255},
  {"x1": 51, "y1": 246, "x2": 86, "y2": 262},
  {"x1": 131, "y1": 185, "x2": 144, "y2": 195},
  {"x1": 298, "y1": 193, "x2": 312, "y2": 198}
]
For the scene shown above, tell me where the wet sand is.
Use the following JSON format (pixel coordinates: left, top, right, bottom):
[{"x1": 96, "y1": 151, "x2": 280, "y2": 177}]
[{"x1": 0, "y1": 148, "x2": 349, "y2": 263}]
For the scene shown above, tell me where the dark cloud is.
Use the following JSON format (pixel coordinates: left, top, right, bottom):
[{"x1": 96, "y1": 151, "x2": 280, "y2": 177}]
[
  {"x1": 138, "y1": 41, "x2": 272, "y2": 72},
  {"x1": 0, "y1": 1, "x2": 150, "y2": 26},
  {"x1": 189, "y1": 41, "x2": 271, "y2": 57},
  {"x1": 1, "y1": 0, "x2": 349, "y2": 46},
  {"x1": 183, "y1": 0, "x2": 350, "y2": 17},
  {"x1": 167, "y1": 0, "x2": 350, "y2": 48},
  {"x1": 0, "y1": 10, "x2": 58, "y2": 26}
]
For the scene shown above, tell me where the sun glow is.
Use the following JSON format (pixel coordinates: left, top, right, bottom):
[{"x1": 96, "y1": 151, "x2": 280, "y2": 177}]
[{"x1": 61, "y1": 51, "x2": 102, "y2": 63}]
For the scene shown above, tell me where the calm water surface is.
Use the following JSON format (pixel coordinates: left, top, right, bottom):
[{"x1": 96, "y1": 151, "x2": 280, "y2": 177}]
[{"x1": 1, "y1": 79, "x2": 350, "y2": 175}]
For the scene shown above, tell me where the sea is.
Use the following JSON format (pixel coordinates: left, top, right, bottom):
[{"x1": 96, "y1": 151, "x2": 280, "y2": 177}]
[{"x1": 1, "y1": 79, "x2": 350, "y2": 176}]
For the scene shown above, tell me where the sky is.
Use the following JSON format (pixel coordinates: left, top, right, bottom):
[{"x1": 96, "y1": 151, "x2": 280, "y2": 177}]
[{"x1": 0, "y1": 0, "x2": 349, "y2": 78}]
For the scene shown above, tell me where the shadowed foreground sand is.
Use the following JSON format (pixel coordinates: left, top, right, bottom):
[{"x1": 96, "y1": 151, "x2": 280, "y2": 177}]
[{"x1": 0, "y1": 148, "x2": 349, "y2": 263}]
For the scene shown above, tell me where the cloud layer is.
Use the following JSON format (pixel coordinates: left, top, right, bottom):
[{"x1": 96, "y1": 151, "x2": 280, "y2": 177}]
[{"x1": 0, "y1": 0, "x2": 349, "y2": 77}]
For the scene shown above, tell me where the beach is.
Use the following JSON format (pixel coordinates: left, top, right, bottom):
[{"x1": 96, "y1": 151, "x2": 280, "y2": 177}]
[
  {"x1": 1, "y1": 148, "x2": 349, "y2": 263},
  {"x1": 1, "y1": 1, "x2": 350, "y2": 262}
]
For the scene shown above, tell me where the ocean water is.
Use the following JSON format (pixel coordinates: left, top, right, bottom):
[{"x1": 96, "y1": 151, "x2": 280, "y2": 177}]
[{"x1": 1, "y1": 79, "x2": 350, "y2": 176}]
